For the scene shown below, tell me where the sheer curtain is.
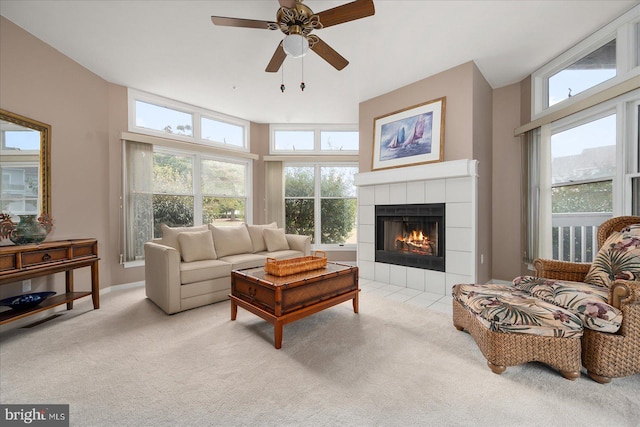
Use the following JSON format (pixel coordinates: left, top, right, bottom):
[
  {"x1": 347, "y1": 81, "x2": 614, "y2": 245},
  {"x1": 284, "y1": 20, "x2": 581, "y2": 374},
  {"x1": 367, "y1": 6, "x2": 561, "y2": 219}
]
[
  {"x1": 522, "y1": 128, "x2": 541, "y2": 265},
  {"x1": 264, "y1": 160, "x2": 284, "y2": 227},
  {"x1": 124, "y1": 140, "x2": 154, "y2": 262}
]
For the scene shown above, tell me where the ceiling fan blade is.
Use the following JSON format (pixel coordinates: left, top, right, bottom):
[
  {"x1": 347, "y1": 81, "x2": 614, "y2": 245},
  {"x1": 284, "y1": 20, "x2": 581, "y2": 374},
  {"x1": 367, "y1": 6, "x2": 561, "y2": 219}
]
[
  {"x1": 211, "y1": 16, "x2": 277, "y2": 30},
  {"x1": 266, "y1": 42, "x2": 287, "y2": 72},
  {"x1": 316, "y1": 0, "x2": 375, "y2": 28},
  {"x1": 278, "y1": 0, "x2": 297, "y2": 8},
  {"x1": 310, "y1": 36, "x2": 349, "y2": 70}
]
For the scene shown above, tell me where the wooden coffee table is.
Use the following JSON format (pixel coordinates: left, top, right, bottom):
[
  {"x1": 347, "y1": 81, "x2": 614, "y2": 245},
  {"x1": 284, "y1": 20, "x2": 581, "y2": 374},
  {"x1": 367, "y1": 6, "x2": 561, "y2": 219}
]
[{"x1": 230, "y1": 262, "x2": 359, "y2": 349}]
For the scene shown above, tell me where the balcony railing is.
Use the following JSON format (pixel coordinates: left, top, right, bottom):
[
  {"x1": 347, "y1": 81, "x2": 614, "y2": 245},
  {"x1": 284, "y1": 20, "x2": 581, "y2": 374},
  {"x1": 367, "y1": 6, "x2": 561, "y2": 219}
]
[{"x1": 552, "y1": 212, "x2": 611, "y2": 263}]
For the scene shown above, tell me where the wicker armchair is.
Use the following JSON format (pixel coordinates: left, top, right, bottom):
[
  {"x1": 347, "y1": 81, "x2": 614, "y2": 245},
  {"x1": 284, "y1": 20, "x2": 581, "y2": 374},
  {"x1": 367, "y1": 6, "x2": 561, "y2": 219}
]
[{"x1": 533, "y1": 216, "x2": 640, "y2": 383}]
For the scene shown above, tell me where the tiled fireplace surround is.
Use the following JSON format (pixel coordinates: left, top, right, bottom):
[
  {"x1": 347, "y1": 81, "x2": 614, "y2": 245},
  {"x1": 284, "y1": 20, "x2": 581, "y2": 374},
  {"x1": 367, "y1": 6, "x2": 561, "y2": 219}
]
[{"x1": 354, "y1": 159, "x2": 478, "y2": 298}]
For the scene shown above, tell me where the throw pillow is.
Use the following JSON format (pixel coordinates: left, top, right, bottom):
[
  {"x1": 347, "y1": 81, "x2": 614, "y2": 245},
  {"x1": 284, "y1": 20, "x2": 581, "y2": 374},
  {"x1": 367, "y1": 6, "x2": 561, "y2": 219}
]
[
  {"x1": 161, "y1": 224, "x2": 209, "y2": 254},
  {"x1": 245, "y1": 222, "x2": 278, "y2": 253},
  {"x1": 263, "y1": 228, "x2": 290, "y2": 252},
  {"x1": 177, "y1": 230, "x2": 217, "y2": 262},
  {"x1": 209, "y1": 224, "x2": 253, "y2": 258},
  {"x1": 584, "y1": 224, "x2": 640, "y2": 288}
]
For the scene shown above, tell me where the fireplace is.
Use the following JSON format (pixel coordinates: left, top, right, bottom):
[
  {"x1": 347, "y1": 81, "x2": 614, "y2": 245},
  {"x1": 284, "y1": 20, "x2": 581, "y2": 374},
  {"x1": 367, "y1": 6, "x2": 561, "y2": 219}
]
[{"x1": 375, "y1": 203, "x2": 445, "y2": 271}]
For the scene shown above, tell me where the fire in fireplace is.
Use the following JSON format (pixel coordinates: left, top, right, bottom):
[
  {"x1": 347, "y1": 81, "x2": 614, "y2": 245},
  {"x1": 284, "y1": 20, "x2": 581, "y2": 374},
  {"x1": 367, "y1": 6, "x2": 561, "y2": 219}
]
[{"x1": 375, "y1": 203, "x2": 445, "y2": 271}]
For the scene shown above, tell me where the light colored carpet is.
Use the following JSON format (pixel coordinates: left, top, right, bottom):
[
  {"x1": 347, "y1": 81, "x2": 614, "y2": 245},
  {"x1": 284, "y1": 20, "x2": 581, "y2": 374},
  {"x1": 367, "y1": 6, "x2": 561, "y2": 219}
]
[{"x1": 1, "y1": 285, "x2": 638, "y2": 426}]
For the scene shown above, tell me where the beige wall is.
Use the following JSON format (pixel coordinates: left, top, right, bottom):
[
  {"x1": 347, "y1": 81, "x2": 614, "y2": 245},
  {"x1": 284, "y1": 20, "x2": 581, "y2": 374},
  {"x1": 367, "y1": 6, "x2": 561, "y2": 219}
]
[
  {"x1": 359, "y1": 62, "x2": 475, "y2": 173},
  {"x1": 1, "y1": 17, "x2": 114, "y2": 298},
  {"x1": 359, "y1": 61, "x2": 495, "y2": 283},
  {"x1": 472, "y1": 64, "x2": 493, "y2": 283},
  {"x1": 491, "y1": 83, "x2": 524, "y2": 280}
]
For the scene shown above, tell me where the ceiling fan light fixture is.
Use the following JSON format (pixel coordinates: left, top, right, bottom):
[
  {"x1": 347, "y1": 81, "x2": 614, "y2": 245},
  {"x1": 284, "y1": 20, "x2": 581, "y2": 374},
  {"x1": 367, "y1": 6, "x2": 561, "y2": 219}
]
[{"x1": 282, "y1": 34, "x2": 309, "y2": 58}]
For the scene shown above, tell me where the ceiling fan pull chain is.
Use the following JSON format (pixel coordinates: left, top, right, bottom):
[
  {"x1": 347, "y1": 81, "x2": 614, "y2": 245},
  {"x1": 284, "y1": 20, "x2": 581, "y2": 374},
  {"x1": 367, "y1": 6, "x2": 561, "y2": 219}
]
[
  {"x1": 300, "y1": 47, "x2": 306, "y2": 91},
  {"x1": 281, "y1": 64, "x2": 286, "y2": 93}
]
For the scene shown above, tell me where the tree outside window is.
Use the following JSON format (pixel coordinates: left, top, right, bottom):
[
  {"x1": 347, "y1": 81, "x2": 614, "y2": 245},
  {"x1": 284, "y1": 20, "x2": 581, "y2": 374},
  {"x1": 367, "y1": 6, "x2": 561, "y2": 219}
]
[{"x1": 284, "y1": 164, "x2": 357, "y2": 246}]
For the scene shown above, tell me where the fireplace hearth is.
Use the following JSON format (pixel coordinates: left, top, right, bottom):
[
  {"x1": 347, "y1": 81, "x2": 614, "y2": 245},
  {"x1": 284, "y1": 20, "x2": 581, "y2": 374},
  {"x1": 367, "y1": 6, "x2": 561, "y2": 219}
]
[{"x1": 375, "y1": 203, "x2": 445, "y2": 271}]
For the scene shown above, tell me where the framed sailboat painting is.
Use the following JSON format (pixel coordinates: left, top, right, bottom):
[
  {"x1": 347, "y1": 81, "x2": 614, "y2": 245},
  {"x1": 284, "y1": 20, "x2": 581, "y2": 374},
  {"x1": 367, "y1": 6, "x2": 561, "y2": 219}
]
[{"x1": 372, "y1": 97, "x2": 445, "y2": 171}]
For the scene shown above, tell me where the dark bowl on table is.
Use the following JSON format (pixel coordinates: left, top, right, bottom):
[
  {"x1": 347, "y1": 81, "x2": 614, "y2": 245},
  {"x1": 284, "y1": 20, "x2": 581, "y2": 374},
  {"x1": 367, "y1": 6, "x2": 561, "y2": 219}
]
[{"x1": 0, "y1": 292, "x2": 56, "y2": 310}]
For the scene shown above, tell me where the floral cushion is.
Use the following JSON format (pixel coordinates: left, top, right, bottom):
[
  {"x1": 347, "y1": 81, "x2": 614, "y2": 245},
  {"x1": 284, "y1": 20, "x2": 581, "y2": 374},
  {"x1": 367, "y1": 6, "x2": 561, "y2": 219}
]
[
  {"x1": 584, "y1": 224, "x2": 640, "y2": 288},
  {"x1": 512, "y1": 276, "x2": 622, "y2": 333},
  {"x1": 452, "y1": 283, "x2": 583, "y2": 338}
]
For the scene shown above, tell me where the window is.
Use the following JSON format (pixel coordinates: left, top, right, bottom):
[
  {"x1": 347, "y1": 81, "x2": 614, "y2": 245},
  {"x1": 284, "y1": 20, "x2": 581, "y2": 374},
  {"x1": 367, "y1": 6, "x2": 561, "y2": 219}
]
[
  {"x1": 547, "y1": 39, "x2": 616, "y2": 107},
  {"x1": 632, "y1": 103, "x2": 640, "y2": 215},
  {"x1": 532, "y1": 5, "x2": 640, "y2": 117},
  {"x1": 274, "y1": 130, "x2": 314, "y2": 151},
  {"x1": 271, "y1": 125, "x2": 358, "y2": 154},
  {"x1": 124, "y1": 142, "x2": 251, "y2": 262},
  {"x1": 201, "y1": 158, "x2": 247, "y2": 225},
  {"x1": 135, "y1": 100, "x2": 194, "y2": 137},
  {"x1": 549, "y1": 113, "x2": 616, "y2": 261},
  {"x1": 128, "y1": 89, "x2": 250, "y2": 151},
  {"x1": 284, "y1": 164, "x2": 358, "y2": 247},
  {"x1": 152, "y1": 150, "x2": 195, "y2": 236},
  {"x1": 525, "y1": 5, "x2": 640, "y2": 264},
  {"x1": 201, "y1": 117, "x2": 245, "y2": 148},
  {"x1": 320, "y1": 130, "x2": 359, "y2": 151}
]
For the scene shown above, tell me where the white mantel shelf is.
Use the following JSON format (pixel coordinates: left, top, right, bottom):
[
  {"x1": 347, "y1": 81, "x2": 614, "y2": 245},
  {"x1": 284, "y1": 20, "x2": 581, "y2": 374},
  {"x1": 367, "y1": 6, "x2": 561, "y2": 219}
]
[{"x1": 354, "y1": 159, "x2": 478, "y2": 187}]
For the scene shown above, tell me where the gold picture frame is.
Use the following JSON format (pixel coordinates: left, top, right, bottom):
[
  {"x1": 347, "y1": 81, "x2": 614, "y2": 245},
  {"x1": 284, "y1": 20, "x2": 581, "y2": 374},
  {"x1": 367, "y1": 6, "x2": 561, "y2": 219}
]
[{"x1": 372, "y1": 97, "x2": 445, "y2": 171}]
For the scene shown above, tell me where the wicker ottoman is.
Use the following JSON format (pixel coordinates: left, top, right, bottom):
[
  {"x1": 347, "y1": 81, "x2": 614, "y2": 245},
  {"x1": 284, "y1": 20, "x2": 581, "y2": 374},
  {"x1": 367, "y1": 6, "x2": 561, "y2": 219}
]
[{"x1": 452, "y1": 284, "x2": 583, "y2": 380}]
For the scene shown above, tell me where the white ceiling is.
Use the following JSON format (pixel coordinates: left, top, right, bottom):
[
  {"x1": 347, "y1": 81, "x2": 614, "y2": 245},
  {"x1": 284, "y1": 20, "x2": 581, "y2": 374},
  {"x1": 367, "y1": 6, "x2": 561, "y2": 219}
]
[{"x1": 1, "y1": 1, "x2": 638, "y2": 124}]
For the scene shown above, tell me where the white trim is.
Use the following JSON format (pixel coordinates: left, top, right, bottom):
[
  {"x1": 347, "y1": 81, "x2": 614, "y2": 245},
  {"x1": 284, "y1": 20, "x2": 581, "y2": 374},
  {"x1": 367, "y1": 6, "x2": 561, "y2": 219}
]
[
  {"x1": 264, "y1": 155, "x2": 359, "y2": 162},
  {"x1": 354, "y1": 159, "x2": 478, "y2": 187},
  {"x1": 121, "y1": 131, "x2": 258, "y2": 160},
  {"x1": 269, "y1": 123, "x2": 359, "y2": 155}
]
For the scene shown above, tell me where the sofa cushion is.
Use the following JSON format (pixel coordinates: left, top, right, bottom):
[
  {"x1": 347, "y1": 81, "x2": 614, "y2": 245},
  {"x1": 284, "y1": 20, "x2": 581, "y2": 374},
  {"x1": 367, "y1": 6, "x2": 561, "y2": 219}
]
[
  {"x1": 178, "y1": 230, "x2": 217, "y2": 262},
  {"x1": 161, "y1": 224, "x2": 208, "y2": 254},
  {"x1": 452, "y1": 283, "x2": 583, "y2": 338},
  {"x1": 584, "y1": 224, "x2": 640, "y2": 288},
  {"x1": 512, "y1": 276, "x2": 622, "y2": 333},
  {"x1": 217, "y1": 253, "x2": 267, "y2": 270},
  {"x1": 263, "y1": 228, "x2": 290, "y2": 252},
  {"x1": 180, "y1": 259, "x2": 232, "y2": 285},
  {"x1": 209, "y1": 224, "x2": 253, "y2": 258},
  {"x1": 246, "y1": 222, "x2": 277, "y2": 253},
  {"x1": 259, "y1": 249, "x2": 304, "y2": 260}
]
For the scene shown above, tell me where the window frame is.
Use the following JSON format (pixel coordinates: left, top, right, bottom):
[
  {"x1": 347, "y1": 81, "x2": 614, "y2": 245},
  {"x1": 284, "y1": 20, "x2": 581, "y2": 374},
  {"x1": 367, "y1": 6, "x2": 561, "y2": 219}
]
[
  {"x1": 283, "y1": 161, "x2": 358, "y2": 250},
  {"x1": 270, "y1": 124, "x2": 359, "y2": 155},
  {"x1": 151, "y1": 145, "x2": 252, "y2": 229},
  {"x1": 531, "y1": 5, "x2": 640, "y2": 120},
  {"x1": 128, "y1": 88, "x2": 250, "y2": 152},
  {"x1": 122, "y1": 141, "x2": 253, "y2": 266}
]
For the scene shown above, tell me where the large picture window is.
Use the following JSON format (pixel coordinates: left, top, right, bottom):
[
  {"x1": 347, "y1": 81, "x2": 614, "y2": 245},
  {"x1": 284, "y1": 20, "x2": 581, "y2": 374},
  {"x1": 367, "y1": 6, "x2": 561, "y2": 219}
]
[{"x1": 124, "y1": 143, "x2": 251, "y2": 262}]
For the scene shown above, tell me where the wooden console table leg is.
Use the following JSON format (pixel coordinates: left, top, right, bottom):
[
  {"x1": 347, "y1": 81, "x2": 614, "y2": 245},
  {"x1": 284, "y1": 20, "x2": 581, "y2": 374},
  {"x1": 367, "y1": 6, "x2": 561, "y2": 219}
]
[
  {"x1": 274, "y1": 321, "x2": 283, "y2": 349},
  {"x1": 66, "y1": 270, "x2": 74, "y2": 310},
  {"x1": 91, "y1": 260, "x2": 100, "y2": 309}
]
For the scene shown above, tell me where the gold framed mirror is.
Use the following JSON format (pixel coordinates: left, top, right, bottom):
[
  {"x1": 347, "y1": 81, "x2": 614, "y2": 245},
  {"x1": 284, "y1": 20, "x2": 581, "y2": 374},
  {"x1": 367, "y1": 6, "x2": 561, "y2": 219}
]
[{"x1": 0, "y1": 109, "x2": 51, "y2": 216}]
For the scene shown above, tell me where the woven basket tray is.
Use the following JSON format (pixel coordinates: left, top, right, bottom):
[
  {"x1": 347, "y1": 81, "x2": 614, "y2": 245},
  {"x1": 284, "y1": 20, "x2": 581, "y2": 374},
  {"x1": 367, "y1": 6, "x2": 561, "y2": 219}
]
[{"x1": 264, "y1": 251, "x2": 327, "y2": 277}]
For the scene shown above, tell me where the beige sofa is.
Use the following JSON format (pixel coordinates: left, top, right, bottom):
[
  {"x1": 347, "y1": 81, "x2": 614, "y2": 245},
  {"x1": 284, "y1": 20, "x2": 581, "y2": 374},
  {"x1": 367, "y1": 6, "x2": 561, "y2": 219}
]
[{"x1": 144, "y1": 223, "x2": 311, "y2": 314}]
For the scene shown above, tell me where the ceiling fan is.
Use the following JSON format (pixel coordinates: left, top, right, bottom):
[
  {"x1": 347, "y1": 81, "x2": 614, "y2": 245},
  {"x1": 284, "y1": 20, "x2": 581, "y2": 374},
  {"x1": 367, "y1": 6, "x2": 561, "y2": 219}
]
[{"x1": 211, "y1": 0, "x2": 375, "y2": 72}]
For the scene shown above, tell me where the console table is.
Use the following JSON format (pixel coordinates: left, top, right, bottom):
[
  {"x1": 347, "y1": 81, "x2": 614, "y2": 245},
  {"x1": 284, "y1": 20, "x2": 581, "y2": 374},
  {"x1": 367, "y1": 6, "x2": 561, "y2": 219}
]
[{"x1": 0, "y1": 238, "x2": 99, "y2": 325}]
